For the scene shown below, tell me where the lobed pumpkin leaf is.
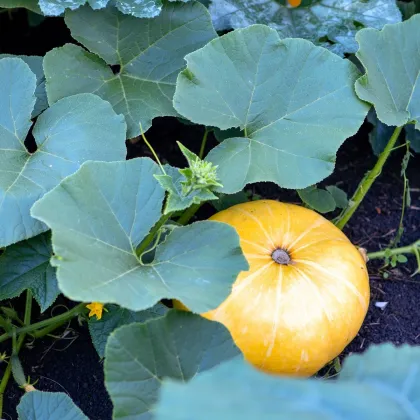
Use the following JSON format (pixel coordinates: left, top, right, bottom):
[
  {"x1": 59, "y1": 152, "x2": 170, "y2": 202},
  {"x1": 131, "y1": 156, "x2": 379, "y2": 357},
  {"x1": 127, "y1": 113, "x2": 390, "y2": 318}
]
[
  {"x1": 174, "y1": 25, "x2": 370, "y2": 194},
  {"x1": 155, "y1": 343, "x2": 420, "y2": 419},
  {"x1": 89, "y1": 302, "x2": 168, "y2": 358},
  {"x1": 0, "y1": 232, "x2": 58, "y2": 312},
  {"x1": 105, "y1": 310, "x2": 240, "y2": 420},
  {"x1": 355, "y1": 14, "x2": 420, "y2": 129},
  {"x1": 44, "y1": 2, "x2": 217, "y2": 138},
  {"x1": 0, "y1": 58, "x2": 126, "y2": 247},
  {"x1": 17, "y1": 391, "x2": 88, "y2": 420},
  {"x1": 33, "y1": 0, "x2": 192, "y2": 18},
  {"x1": 0, "y1": 55, "x2": 47, "y2": 118},
  {"x1": 209, "y1": 0, "x2": 402, "y2": 56},
  {"x1": 31, "y1": 158, "x2": 248, "y2": 312}
]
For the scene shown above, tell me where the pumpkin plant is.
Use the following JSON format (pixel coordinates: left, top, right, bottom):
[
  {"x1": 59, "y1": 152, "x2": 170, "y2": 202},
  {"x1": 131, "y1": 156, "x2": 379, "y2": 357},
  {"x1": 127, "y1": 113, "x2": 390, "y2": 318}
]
[{"x1": 0, "y1": 0, "x2": 419, "y2": 418}]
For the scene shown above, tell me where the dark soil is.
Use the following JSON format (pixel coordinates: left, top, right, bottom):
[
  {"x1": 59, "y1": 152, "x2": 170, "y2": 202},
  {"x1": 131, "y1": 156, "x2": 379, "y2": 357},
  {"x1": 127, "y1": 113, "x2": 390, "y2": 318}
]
[{"x1": 1, "y1": 8, "x2": 420, "y2": 420}]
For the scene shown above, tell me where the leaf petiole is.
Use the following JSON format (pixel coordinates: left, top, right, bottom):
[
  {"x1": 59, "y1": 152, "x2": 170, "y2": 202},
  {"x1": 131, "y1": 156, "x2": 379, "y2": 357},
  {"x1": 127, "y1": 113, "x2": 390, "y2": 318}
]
[
  {"x1": 177, "y1": 202, "x2": 203, "y2": 225},
  {"x1": 199, "y1": 128, "x2": 209, "y2": 160},
  {"x1": 135, "y1": 213, "x2": 173, "y2": 258},
  {"x1": 335, "y1": 126, "x2": 403, "y2": 230},
  {"x1": 0, "y1": 290, "x2": 32, "y2": 417},
  {"x1": 367, "y1": 239, "x2": 420, "y2": 277},
  {"x1": 139, "y1": 123, "x2": 166, "y2": 175}
]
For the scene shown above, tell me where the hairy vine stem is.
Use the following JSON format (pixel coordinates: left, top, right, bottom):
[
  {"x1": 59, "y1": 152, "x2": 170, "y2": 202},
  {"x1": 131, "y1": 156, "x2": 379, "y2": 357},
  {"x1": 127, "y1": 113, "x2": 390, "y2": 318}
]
[
  {"x1": 0, "y1": 291, "x2": 32, "y2": 417},
  {"x1": 177, "y1": 203, "x2": 203, "y2": 225},
  {"x1": 0, "y1": 302, "x2": 87, "y2": 345},
  {"x1": 198, "y1": 128, "x2": 209, "y2": 160},
  {"x1": 135, "y1": 213, "x2": 173, "y2": 258},
  {"x1": 367, "y1": 239, "x2": 420, "y2": 271},
  {"x1": 335, "y1": 126, "x2": 403, "y2": 230}
]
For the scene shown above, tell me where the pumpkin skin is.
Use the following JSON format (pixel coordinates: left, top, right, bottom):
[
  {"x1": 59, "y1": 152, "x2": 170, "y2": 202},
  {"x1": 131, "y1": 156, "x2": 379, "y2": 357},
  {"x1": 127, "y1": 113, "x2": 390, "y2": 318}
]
[{"x1": 175, "y1": 200, "x2": 370, "y2": 377}]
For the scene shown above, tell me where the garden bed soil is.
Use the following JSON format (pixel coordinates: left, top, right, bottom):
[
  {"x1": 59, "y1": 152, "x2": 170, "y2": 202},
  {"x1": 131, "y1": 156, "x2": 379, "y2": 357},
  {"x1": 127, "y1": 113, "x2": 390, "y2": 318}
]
[{"x1": 1, "y1": 9, "x2": 420, "y2": 420}]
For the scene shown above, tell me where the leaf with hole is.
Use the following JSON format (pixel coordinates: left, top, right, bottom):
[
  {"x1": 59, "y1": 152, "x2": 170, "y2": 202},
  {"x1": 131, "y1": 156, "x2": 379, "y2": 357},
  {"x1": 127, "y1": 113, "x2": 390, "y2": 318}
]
[
  {"x1": 105, "y1": 310, "x2": 240, "y2": 419},
  {"x1": 355, "y1": 14, "x2": 420, "y2": 129},
  {"x1": 0, "y1": 232, "x2": 58, "y2": 312},
  {"x1": 17, "y1": 391, "x2": 88, "y2": 419},
  {"x1": 174, "y1": 25, "x2": 369, "y2": 193},
  {"x1": 43, "y1": 2, "x2": 217, "y2": 138},
  {"x1": 0, "y1": 58, "x2": 127, "y2": 247},
  {"x1": 89, "y1": 302, "x2": 168, "y2": 358},
  {"x1": 209, "y1": 0, "x2": 401, "y2": 56},
  {"x1": 155, "y1": 343, "x2": 420, "y2": 419},
  {"x1": 31, "y1": 158, "x2": 248, "y2": 312}
]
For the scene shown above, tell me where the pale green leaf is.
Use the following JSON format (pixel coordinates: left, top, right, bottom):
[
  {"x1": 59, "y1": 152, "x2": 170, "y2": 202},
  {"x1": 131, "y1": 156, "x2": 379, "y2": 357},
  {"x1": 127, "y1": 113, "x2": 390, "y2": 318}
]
[
  {"x1": 44, "y1": 2, "x2": 217, "y2": 138},
  {"x1": 297, "y1": 186, "x2": 336, "y2": 213},
  {"x1": 355, "y1": 14, "x2": 420, "y2": 129},
  {"x1": 0, "y1": 58, "x2": 126, "y2": 247},
  {"x1": 156, "y1": 165, "x2": 218, "y2": 214},
  {"x1": 31, "y1": 158, "x2": 248, "y2": 312},
  {"x1": 174, "y1": 25, "x2": 369, "y2": 193},
  {"x1": 89, "y1": 302, "x2": 168, "y2": 358},
  {"x1": 37, "y1": 0, "x2": 83, "y2": 16},
  {"x1": 155, "y1": 344, "x2": 420, "y2": 419},
  {"x1": 17, "y1": 391, "x2": 88, "y2": 420},
  {"x1": 0, "y1": 55, "x2": 47, "y2": 117},
  {"x1": 209, "y1": 0, "x2": 401, "y2": 56},
  {"x1": 37, "y1": 0, "x2": 191, "y2": 18},
  {"x1": 0, "y1": 232, "x2": 58, "y2": 312},
  {"x1": 105, "y1": 310, "x2": 240, "y2": 420},
  {"x1": 325, "y1": 185, "x2": 348, "y2": 209}
]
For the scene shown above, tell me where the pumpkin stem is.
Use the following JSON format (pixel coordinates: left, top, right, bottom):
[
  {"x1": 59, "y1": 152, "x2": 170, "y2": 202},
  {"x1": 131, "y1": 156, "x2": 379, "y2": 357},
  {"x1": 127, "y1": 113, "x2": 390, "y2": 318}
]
[{"x1": 272, "y1": 248, "x2": 291, "y2": 265}]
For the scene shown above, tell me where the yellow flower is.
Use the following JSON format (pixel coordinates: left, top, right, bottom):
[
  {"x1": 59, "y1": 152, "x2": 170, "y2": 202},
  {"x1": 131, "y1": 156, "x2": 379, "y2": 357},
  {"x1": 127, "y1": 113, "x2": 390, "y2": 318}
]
[{"x1": 86, "y1": 302, "x2": 105, "y2": 320}]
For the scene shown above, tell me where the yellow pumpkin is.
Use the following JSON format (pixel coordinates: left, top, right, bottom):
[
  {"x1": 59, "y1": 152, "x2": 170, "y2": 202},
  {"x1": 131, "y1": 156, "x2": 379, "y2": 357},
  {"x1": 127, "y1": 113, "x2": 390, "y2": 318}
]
[{"x1": 174, "y1": 200, "x2": 370, "y2": 377}]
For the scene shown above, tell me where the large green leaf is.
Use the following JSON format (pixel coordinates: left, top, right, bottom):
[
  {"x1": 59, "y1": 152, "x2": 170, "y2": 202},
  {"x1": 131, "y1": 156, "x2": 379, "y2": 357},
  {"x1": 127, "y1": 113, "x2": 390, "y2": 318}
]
[
  {"x1": 105, "y1": 310, "x2": 240, "y2": 420},
  {"x1": 44, "y1": 2, "x2": 217, "y2": 138},
  {"x1": 35, "y1": 0, "x2": 191, "y2": 17},
  {"x1": 209, "y1": 0, "x2": 401, "y2": 56},
  {"x1": 17, "y1": 391, "x2": 88, "y2": 420},
  {"x1": 0, "y1": 232, "x2": 58, "y2": 312},
  {"x1": 89, "y1": 302, "x2": 168, "y2": 358},
  {"x1": 31, "y1": 158, "x2": 248, "y2": 312},
  {"x1": 355, "y1": 14, "x2": 420, "y2": 129},
  {"x1": 0, "y1": 55, "x2": 47, "y2": 117},
  {"x1": 0, "y1": 59, "x2": 127, "y2": 247},
  {"x1": 174, "y1": 25, "x2": 369, "y2": 193},
  {"x1": 155, "y1": 343, "x2": 420, "y2": 419}
]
